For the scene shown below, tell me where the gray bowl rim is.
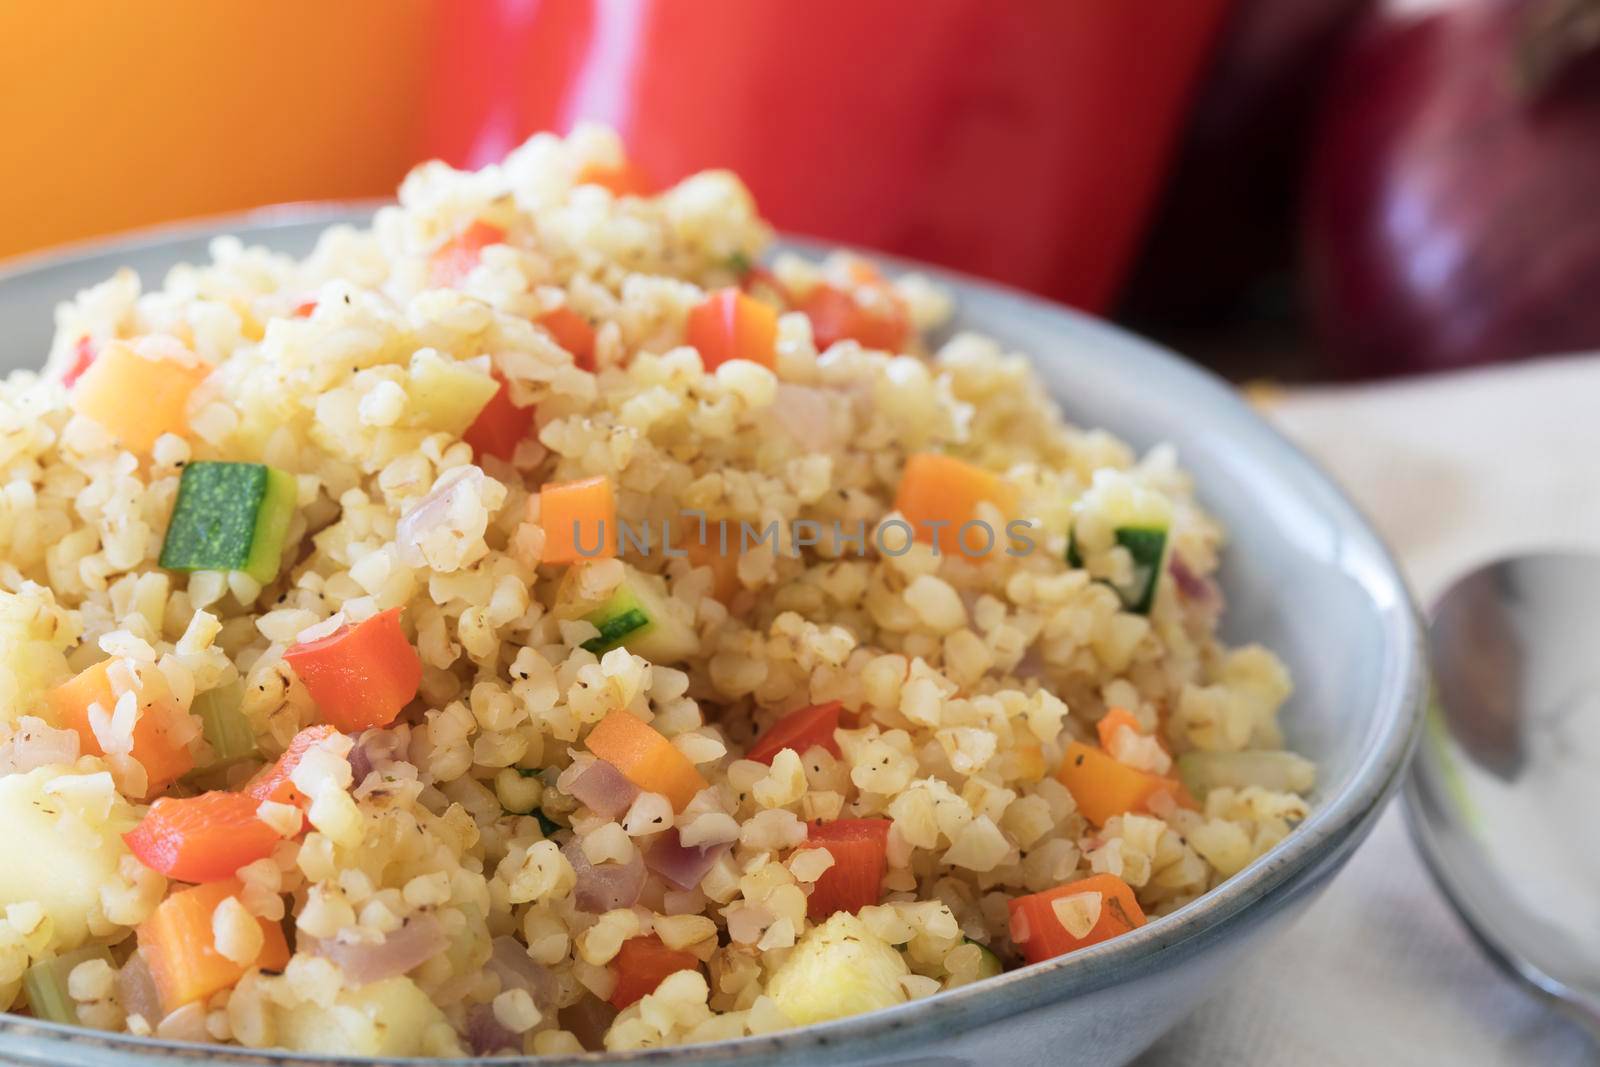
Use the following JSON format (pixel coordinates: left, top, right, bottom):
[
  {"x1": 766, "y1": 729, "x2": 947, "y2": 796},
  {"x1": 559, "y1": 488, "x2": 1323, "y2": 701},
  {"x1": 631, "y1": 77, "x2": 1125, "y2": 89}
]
[{"x1": 0, "y1": 204, "x2": 1428, "y2": 1066}]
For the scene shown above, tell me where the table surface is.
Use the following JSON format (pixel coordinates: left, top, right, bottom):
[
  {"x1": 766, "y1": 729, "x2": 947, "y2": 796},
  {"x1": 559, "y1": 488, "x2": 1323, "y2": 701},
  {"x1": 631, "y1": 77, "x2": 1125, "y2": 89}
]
[{"x1": 1139, "y1": 356, "x2": 1599, "y2": 1065}]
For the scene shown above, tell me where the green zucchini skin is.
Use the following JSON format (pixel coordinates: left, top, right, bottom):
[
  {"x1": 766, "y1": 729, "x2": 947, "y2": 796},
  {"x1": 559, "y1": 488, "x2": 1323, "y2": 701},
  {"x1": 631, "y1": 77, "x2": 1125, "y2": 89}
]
[
  {"x1": 1066, "y1": 523, "x2": 1168, "y2": 616},
  {"x1": 581, "y1": 606, "x2": 650, "y2": 654},
  {"x1": 158, "y1": 461, "x2": 296, "y2": 583}
]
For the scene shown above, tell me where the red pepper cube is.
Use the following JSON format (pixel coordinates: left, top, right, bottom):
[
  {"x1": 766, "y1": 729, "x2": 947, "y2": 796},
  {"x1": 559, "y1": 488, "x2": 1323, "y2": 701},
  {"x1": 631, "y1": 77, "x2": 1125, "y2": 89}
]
[{"x1": 282, "y1": 608, "x2": 421, "y2": 731}]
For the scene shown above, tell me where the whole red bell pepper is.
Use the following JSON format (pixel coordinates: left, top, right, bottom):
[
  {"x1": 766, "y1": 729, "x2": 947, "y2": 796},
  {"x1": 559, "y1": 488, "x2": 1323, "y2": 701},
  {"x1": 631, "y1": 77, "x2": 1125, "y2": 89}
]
[{"x1": 421, "y1": 0, "x2": 1233, "y2": 312}]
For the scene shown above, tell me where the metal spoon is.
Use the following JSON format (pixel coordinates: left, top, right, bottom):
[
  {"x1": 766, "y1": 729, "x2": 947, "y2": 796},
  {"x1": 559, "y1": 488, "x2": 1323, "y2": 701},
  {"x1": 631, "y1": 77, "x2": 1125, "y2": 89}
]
[{"x1": 1406, "y1": 552, "x2": 1600, "y2": 1037}]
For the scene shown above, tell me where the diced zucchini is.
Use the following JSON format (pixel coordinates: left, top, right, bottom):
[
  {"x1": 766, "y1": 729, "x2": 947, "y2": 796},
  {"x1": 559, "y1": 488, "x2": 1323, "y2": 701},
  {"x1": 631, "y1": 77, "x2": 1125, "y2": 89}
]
[
  {"x1": 1067, "y1": 473, "x2": 1173, "y2": 616},
  {"x1": 559, "y1": 565, "x2": 698, "y2": 663},
  {"x1": 192, "y1": 680, "x2": 257, "y2": 768},
  {"x1": 23, "y1": 943, "x2": 113, "y2": 1024},
  {"x1": 1176, "y1": 750, "x2": 1316, "y2": 797},
  {"x1": 406, "y1": 350, "x2": 499, "y2": 436},
  {"x1": 158, "y1": 462, "x2": 297, "y2": 584},
  {"x1": 766, "y1": 912, "x2": 909, "y2": 1026}
]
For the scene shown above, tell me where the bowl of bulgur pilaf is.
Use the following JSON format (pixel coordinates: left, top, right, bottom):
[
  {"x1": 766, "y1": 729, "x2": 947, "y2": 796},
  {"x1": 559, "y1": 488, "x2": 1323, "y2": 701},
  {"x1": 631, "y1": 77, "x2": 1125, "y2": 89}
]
[{"x1": 0, "y1": 128, "x2": 1424, "y2": 1067}]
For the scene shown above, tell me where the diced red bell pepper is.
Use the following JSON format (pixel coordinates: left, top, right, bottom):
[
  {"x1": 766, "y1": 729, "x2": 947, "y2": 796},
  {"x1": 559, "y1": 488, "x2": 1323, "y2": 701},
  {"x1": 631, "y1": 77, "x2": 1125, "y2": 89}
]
[
  {"x1": 577, "y1": 159, "x2": 654, "y2": 198},
  {"x1": 607, "y1": 934, "x2": 700, "y2": 1010},
  {"x1": 62, "y1": 336, "x2": 96, "y2": 387},
  {"x1": 1007, "y1": 873, "x2": 1147, "y2": 965},
  {"x1": 282, "y1": 608, "x2": 421, "y2": 732},
  {"x1": 537, "y1": 306, "x2": 597, "y2": 372},
  {"x1": 799, "y1": 284, "x2": 909, "y2": 353},
  {"x1": 124, "y1": 791, "x2": 282, "y2": 883},
  {"x1": 686, "y1": 288, "x2": 777, "y2": 371},
  {"x1": 799, "y1": 818, "x2": 891, "y2": 920},
  {"x1": 243, "y1": 723, "x2": 340, "y2": 811},
  {"x1": 462, "y1": 371, "x2": 535, "y2": 462},
  {"x1": 745, "y1": 701, "x2": 842, "y2": 765},
  {"x1": 428, "y1": 220, "x2": 507, "y2": 288},
  {"x1": 291, "y1": 298, "x2": 317, "y2": 318}
]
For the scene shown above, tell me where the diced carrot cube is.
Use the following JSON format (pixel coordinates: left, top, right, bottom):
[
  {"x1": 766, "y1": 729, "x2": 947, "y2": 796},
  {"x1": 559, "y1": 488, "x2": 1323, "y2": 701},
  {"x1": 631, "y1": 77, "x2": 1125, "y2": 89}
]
[
  {"x1": 585, "y1": 710, "x2": 708, "y2": 812},
  {"x1": 607, "y1": 935, "x2": 700, "y2": 1010},
  {"x1": 537, "y1": 307, "x2": 597, "y2": 372},
  {"x1": 138, "y1": 880, "x2": 290, "y2": 1013},
  {"x1": 893, "y1": 453, "x2": 1019, "y2": 556},
  {"x1": 798, "y1": 818, "x2": 891, "y2": 919},
  {"x1": 1008, "y1": 874, "x2": 1146, "y2": 965},
  {"x1": 539, "y1": 475, "x2": 616, "y2": 565},
  {"x1": 1056, "y1": 740, "x2": 1193, "y2": 826},
  {"x1": 46, "y1": 659, "x2": 194, "y2": 798}
]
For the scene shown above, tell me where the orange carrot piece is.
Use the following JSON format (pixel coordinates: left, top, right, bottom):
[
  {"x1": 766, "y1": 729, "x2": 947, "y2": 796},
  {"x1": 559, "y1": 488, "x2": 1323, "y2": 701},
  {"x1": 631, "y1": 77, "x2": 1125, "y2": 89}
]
[
  {"x1": 585, "y1": 710, "x2": 708, "y2": 812},
  {"x1": 537, "y1": 307, "x2": 597, "y2": 372},
  {"x1": 745, "y1": 701, "x2": 842, "y2": 765},
  {"x1": 428, "y1": 220, "x2": 506, "y2": 288},
  {"x1": 799, "y1": 283, "x2": 909, "y2": 353},
  {"x1": 243, "y1": 723, "x2": 340, "y2": 810},
  {"x1": 1056, "y1": 740, "x2": 1194, "y2": 826},
  {"x1": 607, "y1": 935, "x2": 700, "y2": 1010},
  {"x1": 577, "y1": 159, "x2": 654, "y2": 198},
  {"x1": 538, "y1": 475, "x2": 616, "y2": 565},
  {"x1": 799, "y1": 819, "x2": 891, "y2": 919},
  {"x1": 1008, "y1": 873, "x2": 1146, "y2": 965},
  {"x1": 138, "y1": 880, "x2": 290, "y2": 1014},
  {"x1": 683, "y1": 533, "x2": 740, "y2": 603},
  {"x1": 686, "y1": 288, "x2": 778, "y2": 371},
  {"x1": 282, "y1": 608, "x2": 421, "y2": 732},
  {"x1": 893, "y1": 453, "x2": 1019, "y2": 556},
  {"x1": 1096, "y1": 708, "x2": 1144, "y2": 751},
  {"x1": 70, "y1": 341, "x2": 209, "y2": 453},
  {"x1": 46, "y1": 659, "x2": 194, "y2": 798},
  {"x1": 123, "y1": 791, "x2": 282, "y2": 882}
]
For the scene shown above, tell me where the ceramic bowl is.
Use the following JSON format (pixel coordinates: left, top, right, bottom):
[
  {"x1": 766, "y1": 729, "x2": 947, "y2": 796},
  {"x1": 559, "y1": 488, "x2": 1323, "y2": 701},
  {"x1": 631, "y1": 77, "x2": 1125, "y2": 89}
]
[{"x1": 0, "y1": 209, "x2": 1427, "y2": 1067}]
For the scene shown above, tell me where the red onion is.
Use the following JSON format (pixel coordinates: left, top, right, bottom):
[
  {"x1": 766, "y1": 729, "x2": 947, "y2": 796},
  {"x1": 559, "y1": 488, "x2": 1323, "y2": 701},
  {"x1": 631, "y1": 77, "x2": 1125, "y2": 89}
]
[
  {"x1": 115, "y1": 952, "x2": 161, "y2": 1024},
  {"x1": 305, "y1": 914, "x2": 447, "y2": 986},
  {"x1": 395, "y1": 465, "x2": 486, "y2": 569},
  {"x1": 485, "y1": 936, "x2": 558, "y2": 1012},
  {"x1": 465, "y1": 1002, "x2": 519, "y2": 1055},
  {"x1": 645, "y1": 829, "x2": 731, "y2": 892},
  {"x1": 1305, "y1": 0, "x2": 1600, "y2": 375},
  {"x1": 1169, "y1": 555, "x2": 1222, "y2": 605},
  {"x1": 562, "y1": 839, "x2": 646, "y2": 913},
  {"x1": 346, "y1": 730, "x2": 377, "y2": 786},
  {"x1": 0, "y1": 718, "x2": 80, "y2": 774},
  {"x1": 567, "y1": 759, "x2": 639, "y2": 820}
]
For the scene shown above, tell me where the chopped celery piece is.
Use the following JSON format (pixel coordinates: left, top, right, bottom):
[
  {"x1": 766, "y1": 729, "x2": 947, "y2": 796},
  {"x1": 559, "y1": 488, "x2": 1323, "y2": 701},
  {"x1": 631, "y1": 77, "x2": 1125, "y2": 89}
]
[
  {"x1": 193, "y1": 679, "x2": 256, "y2": 767},
  {"x1": 158, "y1": 462, "x2": 296, "y2": 584},
  {"x1": 23, "y1": 943, "x2": 113, "y2": 1025}
]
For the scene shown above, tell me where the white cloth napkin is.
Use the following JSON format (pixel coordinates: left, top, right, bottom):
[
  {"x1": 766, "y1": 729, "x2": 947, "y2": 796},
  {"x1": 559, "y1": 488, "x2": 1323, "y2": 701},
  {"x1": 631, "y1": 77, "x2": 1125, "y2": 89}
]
[{"x1": 1138, "y1": 356, "x2": 1600, "y2": 1066}]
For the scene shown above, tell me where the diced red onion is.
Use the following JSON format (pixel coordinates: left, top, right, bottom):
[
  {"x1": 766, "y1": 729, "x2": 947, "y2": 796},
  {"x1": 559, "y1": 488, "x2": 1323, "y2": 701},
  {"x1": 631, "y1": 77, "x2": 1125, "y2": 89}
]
[
  {"x1": 395, "y1": 465, "x2": 486, "y2": 569},
  {"x1": 485, "y1": 936, "x2": 558, "y2": 1013},
  {"x1": 645, "y1": 828, "x2": 730, "y2": 892},
  {"x1": 559, "y1": 995, "x2": 619, "y2": 1052},
  {"x1": 115, "y1": 952, "x2": 161, "y2": 1025},
  {"x1": 1168, "y1": 555, "x2": 1223, "y2": 610},
  {"x1": 567, "y1": 759, "x2": 640, "y2": 819},
  {"x1": 305, "y1": 913, "x2": 447, "y2": 986},
  {"x1": 772, "y1": 384, "x2": 840, "y2": 451},
  {"x1": 465, "y1": 1002, "x2": 519, "y2": 1055},
  {"x1": 0, "y1": 718, "x2": 80, "y2": 775},
  {"x1": 562, "y1": 839, "x2": 646, "y2": 913}
]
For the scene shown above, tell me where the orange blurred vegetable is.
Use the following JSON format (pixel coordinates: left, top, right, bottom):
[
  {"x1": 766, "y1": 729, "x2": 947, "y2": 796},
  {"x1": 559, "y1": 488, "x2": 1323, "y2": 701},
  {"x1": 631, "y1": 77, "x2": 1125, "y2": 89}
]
[
  {"x1": 1095, "y1": 708, "x2": 1144, "y2": 751},
  {"x1": 893, "y1": 453, "x2": 1019, "y2": 556},
  {"x1": 578, "y1": 159, "x2": 654, "y2": 198},
  {"x1": 462, "y1": 371, "x2": 534, "y2": 462},
  {"x1": 1055, "y1": 740, "x2": 1193, "y2": 827},
  {"x1": 244, "y1": 724, "x2": 340, "y2": 810},
  {"x1": 46, "y1": 659, "x2": 194, "y2": 797},
  {"x1": 585, "y1": 710, "x2": 708, "y2": 812},
  {"x1": 124, "y1": 791, "x2": 281, "y2": 883},
  {"x1": 138, "y1": 879, "x2": 290, "y2": 1014},
  {"x1": 607, "y1": 934, "x2": 699, "y2": 1009},
  {"x1": 70, "y1": 341, "x2": 209, "y2": 453},
  {"x1": 1007, "y1": 873, "x2": 1146, "y2": 965},
  {"x1": 282, "y1": 608, "x2": 421, "y2": 731},
  {"x1": 428, "y1": 220, "x2": 507, "y2": 288},
  {"x1": 686, "y1": 288, "x2": 778, "y2": 371},
  {"x1": 745, "y1": 701, "x2": 843, "y2": 765},
  {"x1": 683, "y1": 534, "x2": 740, "y2": 603},
  {"x1": 538, "y1": 475, "x2": 616, "y2": 565},
  {"x1": 537, "y1": 306, "x2": 598, "y2": 372},
  {"x1": 799, "y1": 283, "x2": 909, "y2": 353},
  {"x1": 799, "y1": 818, "x2": 891, "y2": 919}
]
